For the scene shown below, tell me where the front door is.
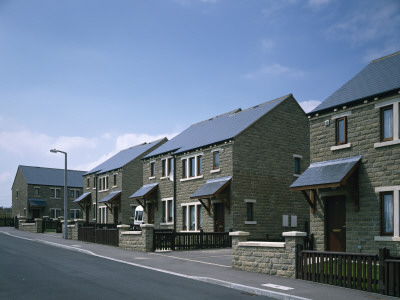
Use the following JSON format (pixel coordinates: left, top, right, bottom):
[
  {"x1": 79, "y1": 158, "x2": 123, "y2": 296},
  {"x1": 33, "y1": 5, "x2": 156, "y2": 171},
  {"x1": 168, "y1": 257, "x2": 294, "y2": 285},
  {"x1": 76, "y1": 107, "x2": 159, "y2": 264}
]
[
  {"x1": 326, "y1": 196, "x2": 346, "y2": 252},
  {"x1": 214, "y1": 203, "x2": 225, "y2": 232},
  {"x1": 113, "y1": 207, "x2": 119, "y2": 225},
  {"x1": 147, "y1": 203, "x2": 155, "y2": 224},
  {"x1": 32, "y1": 208, "x2": 40, "y2": 219}
]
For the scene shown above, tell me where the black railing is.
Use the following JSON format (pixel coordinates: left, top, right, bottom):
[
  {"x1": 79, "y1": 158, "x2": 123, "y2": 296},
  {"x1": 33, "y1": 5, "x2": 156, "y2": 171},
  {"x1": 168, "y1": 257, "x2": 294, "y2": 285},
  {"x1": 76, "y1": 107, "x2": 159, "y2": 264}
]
[
  {"x1": 154, "y1": 229, "x2": 232, "y2": 251},
  {"x1": 0, "y1": 216, "x2": 14, "y2": 227}
]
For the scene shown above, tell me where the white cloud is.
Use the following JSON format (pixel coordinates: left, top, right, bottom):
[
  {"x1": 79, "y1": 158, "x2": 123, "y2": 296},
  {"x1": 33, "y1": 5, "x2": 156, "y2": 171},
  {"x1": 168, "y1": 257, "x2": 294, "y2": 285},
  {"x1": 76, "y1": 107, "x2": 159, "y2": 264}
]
[
  {"x1": 299, "y1": 100, "x2": 321, "y2": 113},
  {"x1": 0, "y1": 130, "x2": 53, "y2": 156},
  {"x1": 0, "y1": 172, "x2": 12, "y2": 184},
  {"x1": 51, "y1": 136, "x2": 98, "y2": 153},
  {"x1": 261, "y1": 39, "x2": 275, "y2": 50},
  {"x1": 244, "y1": 63, "x2": 305, "y2": 79}
]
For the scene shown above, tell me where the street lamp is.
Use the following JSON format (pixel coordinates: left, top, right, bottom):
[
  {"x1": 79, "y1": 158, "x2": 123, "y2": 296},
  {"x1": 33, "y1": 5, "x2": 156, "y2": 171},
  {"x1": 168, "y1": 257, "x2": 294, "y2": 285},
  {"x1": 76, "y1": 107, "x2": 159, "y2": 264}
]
[{"x1": 50, "y1": 149, "x2": 68, "y2": 239}]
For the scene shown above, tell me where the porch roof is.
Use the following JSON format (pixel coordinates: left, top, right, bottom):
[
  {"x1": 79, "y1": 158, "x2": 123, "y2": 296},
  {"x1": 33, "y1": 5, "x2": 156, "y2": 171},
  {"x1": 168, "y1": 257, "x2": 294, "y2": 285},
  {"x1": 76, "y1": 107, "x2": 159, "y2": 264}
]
[
  {"x1": 290, "y1": 156, "x2": 362, "y2": 191},
  {"x1": 28, "y1": 198, "x2": 47, "y2": 207},
  {"x1": 99, "y1": 190, "x2": 121, "y2": 203},
  {"x1": 129, "y1": 183, "x2": 158, "y2": 200},
  {"x1": 73, "y1": 192, "x2": 91, "y2": 203},
  {"x1": 190, "y1": 176, "x2": 232, "y2": 199}
]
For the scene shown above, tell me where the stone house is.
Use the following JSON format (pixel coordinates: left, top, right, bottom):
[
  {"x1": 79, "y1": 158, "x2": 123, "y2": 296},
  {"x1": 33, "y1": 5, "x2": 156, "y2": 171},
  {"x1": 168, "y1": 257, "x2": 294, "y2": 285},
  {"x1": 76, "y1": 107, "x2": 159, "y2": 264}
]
[
  {"x1": 291, "y1": 51, "x2": 400, "y2": 255},
  {"x1": 76, "y1": 139, "x2": 167, "y2": 225},
  {"x1": 131, "y1": 94, "x2": 310, "y2": 239},
  {"x1": 12, "y1": 165, "x2": 86, "y2": 220}
]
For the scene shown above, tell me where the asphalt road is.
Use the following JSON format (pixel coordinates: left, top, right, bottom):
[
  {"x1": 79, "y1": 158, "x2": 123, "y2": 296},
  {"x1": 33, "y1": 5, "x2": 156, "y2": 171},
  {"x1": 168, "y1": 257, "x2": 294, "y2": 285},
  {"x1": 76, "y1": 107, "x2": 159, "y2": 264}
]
[{"x1": 0, "y1": 234, "x2": 275, "y2": 300}]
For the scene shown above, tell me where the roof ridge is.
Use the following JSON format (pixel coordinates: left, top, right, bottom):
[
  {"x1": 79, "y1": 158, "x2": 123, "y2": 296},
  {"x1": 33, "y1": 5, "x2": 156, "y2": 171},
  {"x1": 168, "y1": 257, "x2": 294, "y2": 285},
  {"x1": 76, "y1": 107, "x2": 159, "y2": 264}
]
[
  {"x1": 191, "y1": 108, "x2": 242, "y2": 126},
  {"x1": 371, "y1": 50, "x2": 400, "y2": 64},
  {"x1": 19, "y1": 165, "x2": 86, "y2": 172},
  {"x1": 239, "y1": 94, "x2": 292, "y2": 114}
]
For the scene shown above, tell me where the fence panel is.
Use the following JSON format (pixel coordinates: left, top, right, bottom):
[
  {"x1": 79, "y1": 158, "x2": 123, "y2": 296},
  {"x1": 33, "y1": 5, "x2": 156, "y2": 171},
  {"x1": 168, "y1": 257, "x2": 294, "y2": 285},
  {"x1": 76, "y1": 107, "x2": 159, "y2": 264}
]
[
  {"x1": 154, "y1": 230, "x2": 232, "y2": 251},
  {"x1": 78, "y1": 227, "x2": 96, "y2": 243},
  {"x1": 384, "y1": 259, "x2": 400, "y2": 297},
  {"x1": 0, "y1": 216, "x2": 14, "y2": 227},
  {"x1": 95, "y1": 228, "x2": 119, "y2": 247},
  {"x1": 298, "y1": 250, "x2": 379, "y2": 293}
]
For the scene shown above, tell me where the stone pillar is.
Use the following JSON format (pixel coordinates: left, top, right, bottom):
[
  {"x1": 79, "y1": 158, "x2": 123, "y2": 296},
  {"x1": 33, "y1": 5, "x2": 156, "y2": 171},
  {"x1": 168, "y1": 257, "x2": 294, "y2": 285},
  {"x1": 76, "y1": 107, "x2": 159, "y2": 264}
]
[
  {"x1": 140, "y1": 224, "x2": 155, "y2": 252},
  {"x1": 35, "y1": 218, "x2": 43, "y2": 233},
  {"x1": 229, "y1": 231, "x2": 250, "y2": 268},
  {"x1": 18, "y1": 216, "x2": 27, "y2": 228},
  {"x1": 282, "y1": 231, "x2": 307, "y2": 279}
]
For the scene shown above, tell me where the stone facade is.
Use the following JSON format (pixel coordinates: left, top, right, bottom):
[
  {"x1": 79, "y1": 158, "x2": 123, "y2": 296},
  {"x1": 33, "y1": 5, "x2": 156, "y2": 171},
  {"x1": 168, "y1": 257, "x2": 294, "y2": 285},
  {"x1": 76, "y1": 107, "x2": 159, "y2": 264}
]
[
  {"x1": 308, "y1": 93, "x2": 400, "y2": 255},
  {"x1": 231, "y1": 231, "x2": 306, "y2": 278},
  {"x1": 140, "y1": 96, "x2": 310, "y2": 239},
  {"x1": 119, "y1": 224, "x2": 154, "y2": 252},
  {"x1": 83, "y1": 139, "x2": 167, "y2": 226},
  {"x1": 12, "y1": 167, "x2": 84, "y2": 220}
]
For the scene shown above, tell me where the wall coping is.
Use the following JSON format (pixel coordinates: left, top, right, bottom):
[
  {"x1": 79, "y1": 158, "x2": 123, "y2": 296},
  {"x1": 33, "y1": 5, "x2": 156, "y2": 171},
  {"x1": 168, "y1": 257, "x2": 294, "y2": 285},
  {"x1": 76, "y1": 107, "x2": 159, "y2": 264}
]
[
  {"x1": 282, "y1": 231, "x2": 307, "y2": 237},
  {"x1": 140, "y1": 224, "x2": 155, "y2": 228},
  {"x1": 229, "y1": 231, "x2": 250, "y2": 236},
  {"x1": 121, "y1": 231, "x2": 142, "y2": 235},
  {"x1": 21, "y1": 223, "x2": 36, "y2": 226},
  {"x1": 34, "y1": 218, "x2": 43, "y2": 221},
  {"x1": 117, "y1": 224, "x2": 131, "y2": 229},
  {"x1": 238, "y1": 241, "x2": 285, "y2": 248}
]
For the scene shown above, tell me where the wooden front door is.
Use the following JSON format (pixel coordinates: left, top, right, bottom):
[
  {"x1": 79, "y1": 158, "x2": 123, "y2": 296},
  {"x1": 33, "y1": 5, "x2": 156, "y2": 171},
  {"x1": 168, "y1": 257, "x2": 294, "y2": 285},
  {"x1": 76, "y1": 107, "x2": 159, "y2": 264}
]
[
  {"x1": 214, "y1": 203, "x2": 225, "y2": 232},
  {"x1": 326, "y1": 196, "x2": 346, "y2": 252},
  {"x1": 147, "y1": 203, "x2": 155, "y2": 224},
  {"x1": 113, "y1": 207, "x2": 119, "y2": 225},
  {"x1": 32, "y1": 208, "x2": 40, "y2": 219}
]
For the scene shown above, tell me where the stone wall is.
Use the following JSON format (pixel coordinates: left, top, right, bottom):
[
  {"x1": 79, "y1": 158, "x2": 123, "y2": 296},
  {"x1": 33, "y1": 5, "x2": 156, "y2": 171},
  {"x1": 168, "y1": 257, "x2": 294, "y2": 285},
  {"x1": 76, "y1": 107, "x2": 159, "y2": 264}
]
[
  {"x1": 119, "y1": 224, "x2": 154, "y2": 252},
  {"x1": 308, "y1": 94, "x2": 400, "y2": 255},
  {"x1": 18, "y1": 218, "x2": 43, "y2": 233},
  {"x1": 231, "y1": 231, "x2": 306, "y2": 278}
]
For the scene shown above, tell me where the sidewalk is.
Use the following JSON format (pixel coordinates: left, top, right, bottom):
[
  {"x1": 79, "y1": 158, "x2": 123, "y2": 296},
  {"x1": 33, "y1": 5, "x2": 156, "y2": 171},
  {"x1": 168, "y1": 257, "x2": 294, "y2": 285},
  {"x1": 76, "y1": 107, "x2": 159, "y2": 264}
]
[{"x1": 0, "y1": 227, "x2": 395, "y2": 300}]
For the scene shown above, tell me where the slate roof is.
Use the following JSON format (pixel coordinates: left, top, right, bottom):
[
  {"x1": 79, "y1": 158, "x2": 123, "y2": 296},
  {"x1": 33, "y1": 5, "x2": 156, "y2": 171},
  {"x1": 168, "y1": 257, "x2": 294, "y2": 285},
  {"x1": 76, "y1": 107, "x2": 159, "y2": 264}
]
[
  {"x1": 85, "y1": 138, "x2": 166, "y2": 176},
  {"x1": 190, "y1": 176, "x2": 232, "y2": 199},
  {"x1": 73, "y1": 192, "x2": 91, "y2": 203},
  {"x1": 99, "y1": 190, "x2": 121, "y2": 203},
  {"x1": 290, "y1": 156, "x2": 362, "y2": 189},
  {"x1": 129, "y1": 183, "x2": 158, "y2": 200},
  {"x1": 28, "y1": 199, "x2": 47, "y2": 207},
  {"x1": 145, "y1": 95, "x2": 292, "y2": 158},
  {"x1": 311, "y1": 51, "x2": 400, "y2": 114},
  {"x1": 19, "y1": 166, "x2": 86, "y2": 188}
]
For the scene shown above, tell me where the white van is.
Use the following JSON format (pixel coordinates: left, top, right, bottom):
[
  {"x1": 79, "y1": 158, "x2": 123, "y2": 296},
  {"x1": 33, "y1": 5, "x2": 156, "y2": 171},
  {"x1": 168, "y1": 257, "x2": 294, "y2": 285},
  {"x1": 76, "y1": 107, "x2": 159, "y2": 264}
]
[{"x1": 134, "y1": 205, "x2": 144, "y2": 226}]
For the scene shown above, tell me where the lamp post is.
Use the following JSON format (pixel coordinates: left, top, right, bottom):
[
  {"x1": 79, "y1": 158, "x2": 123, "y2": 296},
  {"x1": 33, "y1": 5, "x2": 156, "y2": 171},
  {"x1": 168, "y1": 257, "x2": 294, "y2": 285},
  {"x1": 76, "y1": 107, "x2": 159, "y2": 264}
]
[{"x1": 50, "y1": 149, "x2": 68, "y2": 239}]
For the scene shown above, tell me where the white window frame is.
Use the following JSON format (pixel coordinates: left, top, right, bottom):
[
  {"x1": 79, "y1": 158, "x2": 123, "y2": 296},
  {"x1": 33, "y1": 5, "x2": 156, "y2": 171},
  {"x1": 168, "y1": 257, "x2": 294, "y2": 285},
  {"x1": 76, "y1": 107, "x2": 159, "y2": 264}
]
[
  {"x1": 180, "y1": 153, "x2": 204, "y2": 181},
  {"x1": 161, "y1": 197, "x2": 174, "y2": 225},
  {"x1": 374, "y1": 98, "x2": 400, "y2": 148},
  {"x1": 99, "y1": 206, "x2": 107, "y2": 224},
  {"x1": 50, "y1": 208, "x2": 61, "y2": 219},
  {"x1": 98, "y1": 176, "x2": 109, "y2": 192},
  {"x1": 70, "y1": 209, "x2": 80, "y2": 219},
  {"x1": 69, "y1": 189, "x2": 80, "y2": 199},
  {"x1": 181, "y1": 202, "x2": 202, "y2": 231},
  {"x1": 211, "y1": 148, "x2": 221, "y2": 173},
  {"x1": 161, "y1": 157, "x2": 173, "y2": 179},
  {"x1": 374, "y1": 186, "x2": 400, "y2": 241},
  {"x1": 50, "y1": 188, "x2": 61, "y2": 199},
  {"x1": 330, "y1": 111, "x2": 352, "y2": 151},
  {"x1": 149, "y1": 160, "x2": 156, "y2": 179}
]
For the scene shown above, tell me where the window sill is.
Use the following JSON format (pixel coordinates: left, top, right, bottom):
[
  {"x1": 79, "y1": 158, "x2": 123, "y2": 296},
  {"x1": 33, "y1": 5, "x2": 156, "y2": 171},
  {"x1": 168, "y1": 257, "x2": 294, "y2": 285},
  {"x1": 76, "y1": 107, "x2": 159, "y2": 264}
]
[
  {"x1": 180, "y1": 175, "x2": 204, "y2": 182},
  {"x1": 180, "y1": 230, "x2": 201, "y2": 233},
  {"x1": 293, "y1": 174, "x2": 300, "y2": 177},
  {"x1": 149, "y1": 176, "x2": 156, "y2": 180},
  {"x1": 374, "y1": 139, "x2": 400, "y2": 148},
  {"x1": 160, "y1": 222, "x2": 174, "y2": 226},
  {"x1": 210, "y1": 169, "x2": 221, "y2": 174},
  {"x1": 244, "y1": 221, "x2": 257, "y2": 225},
  {"x1": 331, "y1": 143, "x2": 351, "y2": 151},
  {"x1": 374, "y1": 236, "x2": 400, "y2": 242}
]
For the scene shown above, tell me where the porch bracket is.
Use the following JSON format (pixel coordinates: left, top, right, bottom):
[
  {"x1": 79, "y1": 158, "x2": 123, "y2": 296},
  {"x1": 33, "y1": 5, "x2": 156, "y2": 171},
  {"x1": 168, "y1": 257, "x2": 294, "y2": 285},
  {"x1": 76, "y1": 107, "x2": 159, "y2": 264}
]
[
  {"x1": 104, "y1": 202, "x2": 113, "y2": 213},
  {"x1": 198, "y1": 198, "x2": 211, "y2": 215},
  {"x1": 301, "y1": 190, "x2": 315, "y2": 214}
]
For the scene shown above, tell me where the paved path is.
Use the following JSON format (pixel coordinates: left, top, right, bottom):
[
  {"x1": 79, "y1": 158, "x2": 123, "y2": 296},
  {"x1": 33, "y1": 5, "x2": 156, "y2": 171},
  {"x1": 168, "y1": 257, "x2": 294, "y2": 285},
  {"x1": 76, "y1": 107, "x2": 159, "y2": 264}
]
[{"x1": 0, "y1": 227, "x2": 396, "y2": 300}]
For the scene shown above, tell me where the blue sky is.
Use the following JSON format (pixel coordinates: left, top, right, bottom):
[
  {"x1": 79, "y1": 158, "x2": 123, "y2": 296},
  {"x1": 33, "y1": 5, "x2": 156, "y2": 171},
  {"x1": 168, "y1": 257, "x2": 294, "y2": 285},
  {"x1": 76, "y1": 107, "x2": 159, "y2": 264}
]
[{"x1": 0, "y1": 0, "x2": 399, "y2": 207}]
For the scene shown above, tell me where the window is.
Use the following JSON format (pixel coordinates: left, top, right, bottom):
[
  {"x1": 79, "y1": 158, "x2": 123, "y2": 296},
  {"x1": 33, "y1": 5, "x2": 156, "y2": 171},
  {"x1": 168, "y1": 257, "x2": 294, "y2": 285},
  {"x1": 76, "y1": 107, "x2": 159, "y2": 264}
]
[
  {"x1": 93, "y1": 177, "x2": 96, "y2": 189},
  {"x1": 99, "y1": 176, "x2": 109, "y2": 191},
  {"x1": 382, "y1": 192, "x2": 394, "y2": 236},
  {"x1": 213, "y1": 151, "x2": 220, "y2": 170},
  {"x1": 76, "y1": 190, "x2": 80, "y2": 198},
  {"x1": 150, "y1": 162, "x2": 155, "y2": 177},
  {"x1": 70, "y1": 209, "x2": 80, "y2": 219},
  {"x1": 197, "y1": 156, "x2": 203, "y2": 176},
  {"x1": 100, "y1": 206, "x2": 107, "y2": 223},
  {"x1": 34, "y1": 187, "x2": 40, "y2": 196},
  {"x1": 70, "y1": 190, "x2": 75, "y2": 199},
  {"x1": 247, "y1": 202, "x2": 254, "y2": 221},
  {"x1": 87, "y1": 178, "x2": 90, "y2": 189},
  {"x1": 131, "y1": 206, "x2": 136, "y2": 218},
  {"x1": 162, "y1": 198, "x2": 173, "y2": 224},
  {"x1": 182, "y1": 159, "x2": 187, "y2": 178},
  {"x1": 294, "y1": 157, "x2": 301, "y2": 175},
  {"x1": 50, "y1": 188, "x2": 61, "y2": 198},
  {"x1": 181, "y1": 154, "x2": 203, "y2": 180},
  {"x1": 113, "y1": 174, "x2": 117, "y2": 186},
  {"x1": 336, "y1": 117, "x2": 347, "y2": 145},
  {"x1": 93, "y1": 203, "x2": 97, "y2": 220},
  {"x1": 381, "y1": 106, "x2": 393, "y2": 141},
  {"x1": 162, "y1": 157, "x2": 173, "y2": 178},
  {"x1": 50, "y1": 208, "x2": 61, "y2": 219},
  {"x1": 182, "y1": 203, "x2": 202, "y2": 231}
]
